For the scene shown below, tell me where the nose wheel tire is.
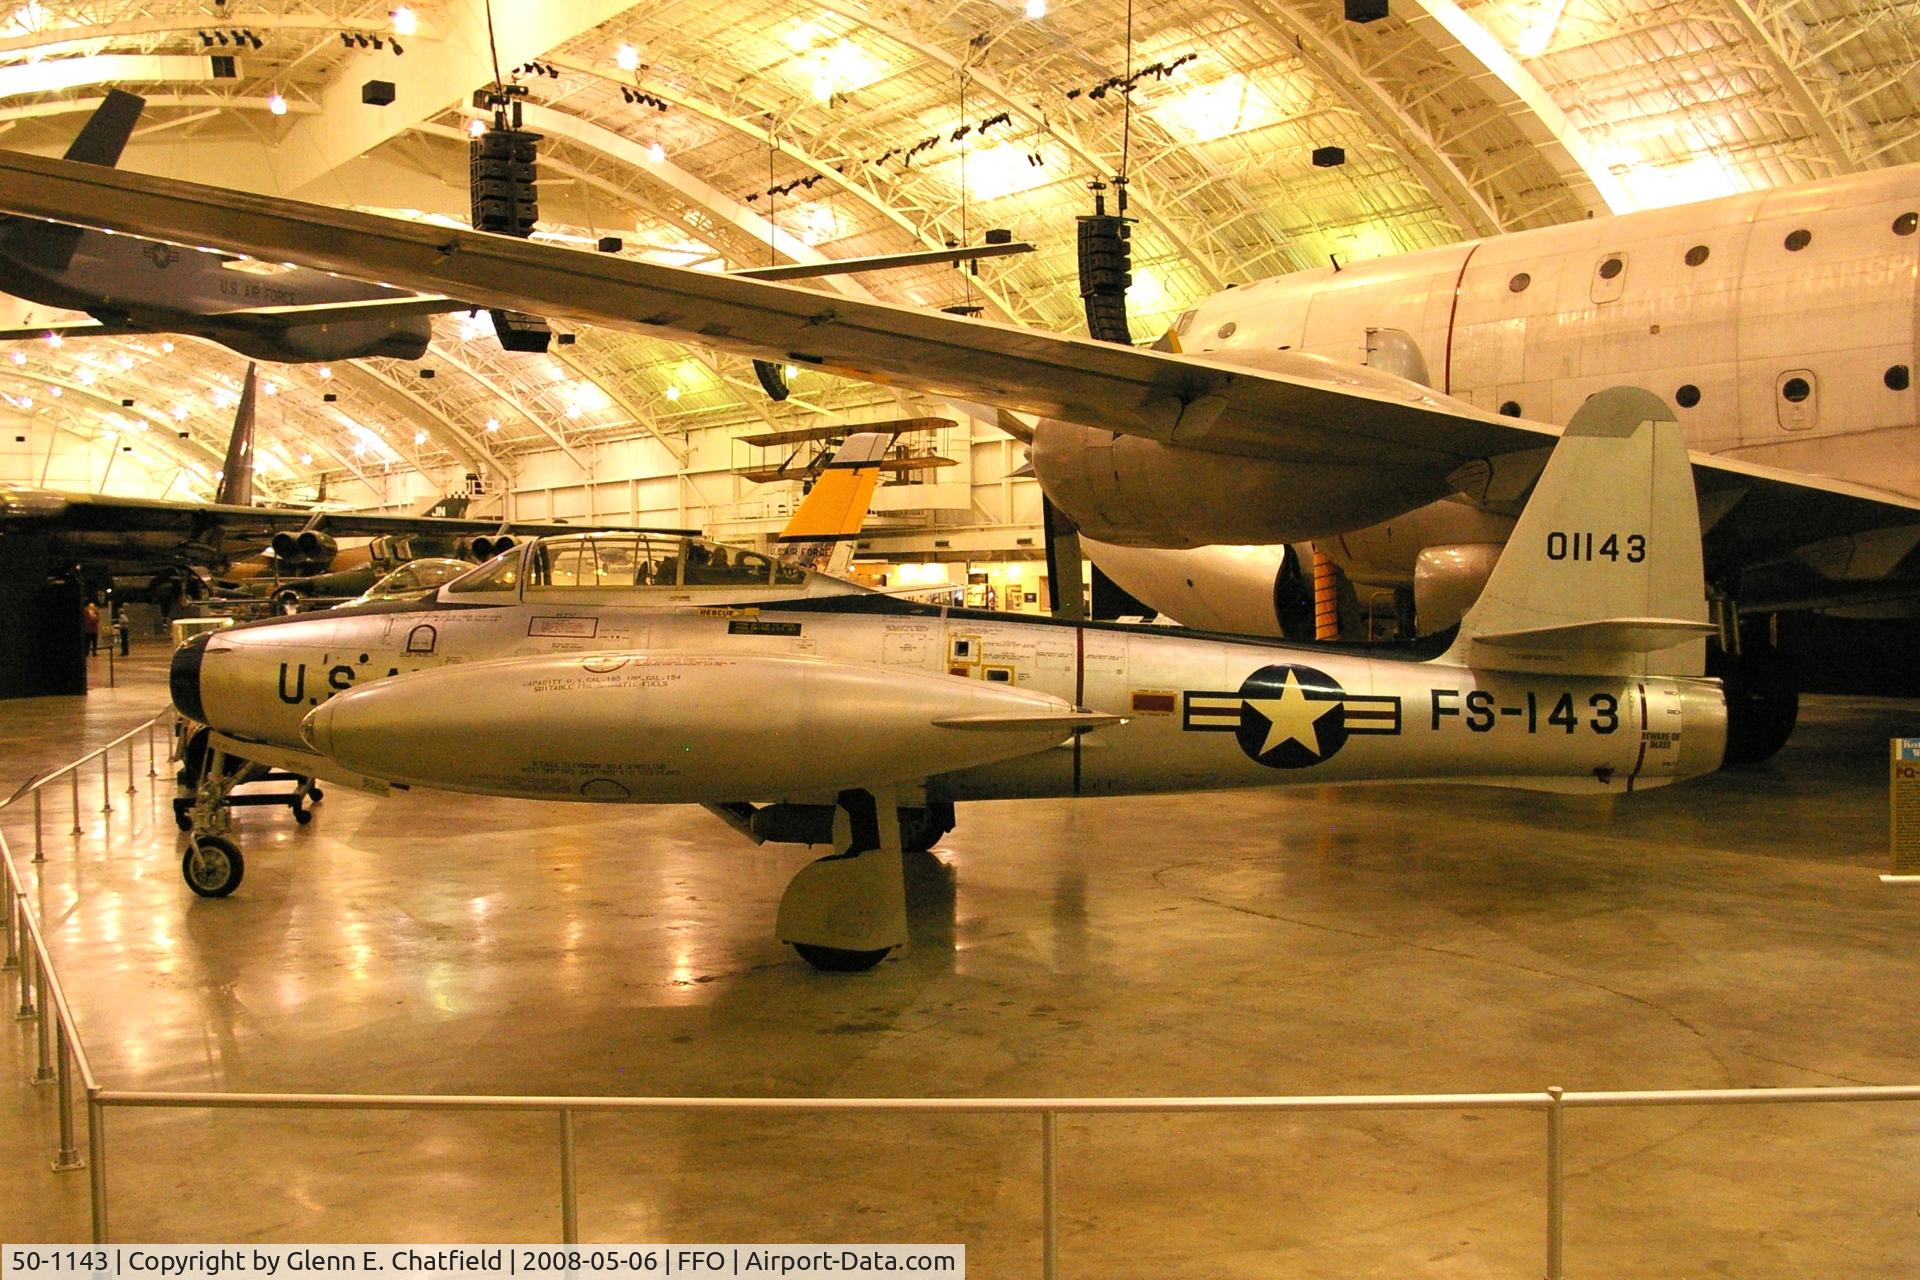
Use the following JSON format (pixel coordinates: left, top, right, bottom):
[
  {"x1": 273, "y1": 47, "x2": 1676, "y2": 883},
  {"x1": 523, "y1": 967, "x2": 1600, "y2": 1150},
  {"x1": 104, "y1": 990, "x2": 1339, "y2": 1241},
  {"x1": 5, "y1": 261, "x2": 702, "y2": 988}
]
[
  {"x1": 182, "y1": 835, "x2": 245, "y2": 898},
  {"x1": 791, "y1": 943, "x2": 893, "y2": 972}
]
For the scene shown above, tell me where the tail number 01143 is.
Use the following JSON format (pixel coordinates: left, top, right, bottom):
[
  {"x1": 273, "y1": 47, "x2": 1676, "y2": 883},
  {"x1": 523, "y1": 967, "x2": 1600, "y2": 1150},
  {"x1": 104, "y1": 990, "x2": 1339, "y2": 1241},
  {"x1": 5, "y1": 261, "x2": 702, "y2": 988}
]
[{"x1": 1546, "y1": 531, "x2": 1645, "y2": 563}]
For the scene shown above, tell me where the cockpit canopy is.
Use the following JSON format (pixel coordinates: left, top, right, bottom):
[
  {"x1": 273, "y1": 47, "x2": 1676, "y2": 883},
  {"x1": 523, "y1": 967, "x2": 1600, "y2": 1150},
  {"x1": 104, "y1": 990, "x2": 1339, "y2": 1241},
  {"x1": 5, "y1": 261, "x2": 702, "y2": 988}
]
[{"x1": 442, "y1": 532, "x2": 843, "y2": 600}]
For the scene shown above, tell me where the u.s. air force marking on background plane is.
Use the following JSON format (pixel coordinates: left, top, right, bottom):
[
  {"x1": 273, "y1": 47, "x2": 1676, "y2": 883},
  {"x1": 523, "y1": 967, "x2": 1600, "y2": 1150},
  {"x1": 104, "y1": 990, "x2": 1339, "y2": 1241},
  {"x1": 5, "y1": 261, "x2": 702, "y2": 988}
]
[{"x1": 169, "y1": 388, "x2": 1725, "y2": 971}]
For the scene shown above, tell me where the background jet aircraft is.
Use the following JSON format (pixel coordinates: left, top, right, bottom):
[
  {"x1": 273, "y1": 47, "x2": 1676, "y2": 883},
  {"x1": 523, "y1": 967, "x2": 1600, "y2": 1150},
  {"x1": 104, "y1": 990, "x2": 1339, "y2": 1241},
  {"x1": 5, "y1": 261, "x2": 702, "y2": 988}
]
[
  {"x1": 0, "y1": 91, "x2": 459, "y2": 363},
  {"x1": 0, "y1": 93, "x2": 1034, "y2": 369},
  {"x1": 171, "y1": 388, "x2": 1724, "y2": 970},
  {"x1": 0, "y1": 147, "x2": 1911, "y2": 764}
]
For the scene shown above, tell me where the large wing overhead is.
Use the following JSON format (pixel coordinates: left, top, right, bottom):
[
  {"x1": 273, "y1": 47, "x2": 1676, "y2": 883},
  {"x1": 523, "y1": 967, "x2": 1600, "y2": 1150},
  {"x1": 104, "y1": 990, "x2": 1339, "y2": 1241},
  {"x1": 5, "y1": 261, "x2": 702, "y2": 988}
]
[{"x1": 0, "y1": 149, "x2": 1538, "y2": 481}]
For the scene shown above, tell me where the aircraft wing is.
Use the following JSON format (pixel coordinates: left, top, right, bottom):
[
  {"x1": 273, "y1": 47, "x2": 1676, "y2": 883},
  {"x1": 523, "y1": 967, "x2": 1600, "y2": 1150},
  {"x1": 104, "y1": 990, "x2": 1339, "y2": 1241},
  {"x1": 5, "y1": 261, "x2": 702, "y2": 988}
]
[
  {"x1": 1, "y1": 148, "x2": 1915, "y2": 608},
  {"x1": 0, "y1": 489, "x2": 695, "y2": 582},
  {"x1": 0, "y1": 149, "x2": 1544, "y2": 477}
]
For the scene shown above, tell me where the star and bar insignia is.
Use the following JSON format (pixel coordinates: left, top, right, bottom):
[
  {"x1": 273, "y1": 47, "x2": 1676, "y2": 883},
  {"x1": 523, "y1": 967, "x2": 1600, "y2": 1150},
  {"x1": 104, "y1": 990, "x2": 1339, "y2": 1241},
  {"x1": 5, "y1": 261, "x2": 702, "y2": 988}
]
[{"x1": 1183, "y1": 663, "x2": 1401, "y2": 769}]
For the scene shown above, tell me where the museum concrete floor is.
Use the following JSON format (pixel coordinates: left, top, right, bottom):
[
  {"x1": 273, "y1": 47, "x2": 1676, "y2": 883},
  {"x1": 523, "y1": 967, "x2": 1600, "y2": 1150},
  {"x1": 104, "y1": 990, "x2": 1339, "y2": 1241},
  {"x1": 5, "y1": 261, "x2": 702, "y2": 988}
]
[{"x1": 3, "y1": 651, "x2": 1918, "y2": 1276}]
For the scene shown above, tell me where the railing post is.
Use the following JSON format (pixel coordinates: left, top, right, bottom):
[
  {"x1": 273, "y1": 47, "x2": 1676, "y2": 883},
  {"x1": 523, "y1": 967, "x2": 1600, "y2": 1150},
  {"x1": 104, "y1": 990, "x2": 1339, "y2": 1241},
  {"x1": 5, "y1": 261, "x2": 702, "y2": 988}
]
[
  {"x1": 88, "y1": 1094, "x2": 108, "y2": 1243},
  {"x1": 1042, "y1": 1110, "x2": 1058, "y2": 1280},
  {"x1": 16, "y1": 945, "x2": 36, "y2": 1021},
  {"x1": 33, "y1": 788, "x2": 44, "y2": 863},
  {"x1": 70, "y1": 770, "x2": 81, "y2": 836},
  {"x1": 3, "y1": 890, "x2": 16, "y2": 972},
  {"x1": 33, "y1": 953, "x2": 54, "y2": 1083},
  {"x1": 1545, "y1": 1087, "x2": 1564, "y2": 1280},
  {"x1": 559, "y1": 1107, "x2": 580, "y2": 1244},
  {"x1": 53, "y1": 1021, "x2": 83, "y2": 1171},
  {"x1": 146, "y1": 723, "x2": 157, "y2": 779},
  {"x1": 126, "y1": 741, "x2": 137, "y2": 795},
  {"x1": 101, "y1": 752, "x2": 112, "y2": 814}
]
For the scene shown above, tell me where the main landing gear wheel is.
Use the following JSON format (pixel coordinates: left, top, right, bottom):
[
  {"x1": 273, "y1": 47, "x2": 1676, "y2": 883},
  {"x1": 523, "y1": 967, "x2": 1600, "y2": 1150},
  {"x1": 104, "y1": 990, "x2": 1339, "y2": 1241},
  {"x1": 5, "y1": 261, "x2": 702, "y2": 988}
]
[
  {"x1": 792, "y1": 943, "x2": 893, "y2": 973},
  {"x1": 182, "y1": 835, "x2": 245, "y2": 898}
]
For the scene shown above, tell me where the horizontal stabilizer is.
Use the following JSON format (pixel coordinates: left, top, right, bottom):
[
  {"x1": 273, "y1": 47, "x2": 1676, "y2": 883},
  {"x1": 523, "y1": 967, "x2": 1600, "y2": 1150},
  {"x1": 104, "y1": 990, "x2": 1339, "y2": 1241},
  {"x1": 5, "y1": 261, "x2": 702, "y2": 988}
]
[
  {"x1": 932, "y1": 711, "x2": 1126, "y2": 732},
  {"x1": 1475, "y1": 618, "x2": 1717, "y2": 653}
]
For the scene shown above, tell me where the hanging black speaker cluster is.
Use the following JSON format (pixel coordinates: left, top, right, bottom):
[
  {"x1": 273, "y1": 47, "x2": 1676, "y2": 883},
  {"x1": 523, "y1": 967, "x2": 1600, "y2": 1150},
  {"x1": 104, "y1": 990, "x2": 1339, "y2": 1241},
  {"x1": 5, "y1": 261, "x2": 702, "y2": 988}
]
[
  {"x1": 469, "y1": 125, "x2": 540, "y2": 238},
  {"x1": 1076, "y1": 212, "x2": 1133, "y2": 345}
]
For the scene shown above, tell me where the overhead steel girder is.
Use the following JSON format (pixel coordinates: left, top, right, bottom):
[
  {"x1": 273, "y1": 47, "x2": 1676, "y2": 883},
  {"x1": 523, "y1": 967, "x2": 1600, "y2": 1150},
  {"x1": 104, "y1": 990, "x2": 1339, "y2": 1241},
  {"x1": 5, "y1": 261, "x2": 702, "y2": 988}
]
[
  {"x1": 1716, "y1": 0, "x2": 1866, "y2": 174},
  {"x1": 331, "y1": 362, "x2": 497, "y2": 478},
  {"x1": 0, "y1": 13, "x2": 444, "y2": 59},
  {"x1": 0, "y1": 368, "x2": 282, "y2": 498},
  {"x1": 535, "y1": 62, "x2": 1033, "y2": 324},
  {"x1": 420, "y1": 342, "x2": 596, "y2": 474},
  {"x1": 807, "y1": 0, "x2": 1229, "y2": 292},
  {"x1": 1229, "y1": 0, "x2": 1504, "y2": 237},
  {"x1": 1397, "y1": 0, "x2": 1630, "y2": 215},
  {"x1": 135, "y1": 337, "x2": 379, "y2": 491},
  {"x1": 268, "y1": 0, "x2": 636, "y2": 200}
]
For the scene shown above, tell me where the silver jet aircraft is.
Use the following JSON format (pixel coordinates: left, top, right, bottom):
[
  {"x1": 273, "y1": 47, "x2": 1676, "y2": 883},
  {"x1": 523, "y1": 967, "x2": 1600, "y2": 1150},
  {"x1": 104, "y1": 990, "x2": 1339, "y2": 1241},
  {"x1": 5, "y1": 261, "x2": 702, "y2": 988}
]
[{"x1": 172, "y1": 388, "x2": 1724, "y2": 970}]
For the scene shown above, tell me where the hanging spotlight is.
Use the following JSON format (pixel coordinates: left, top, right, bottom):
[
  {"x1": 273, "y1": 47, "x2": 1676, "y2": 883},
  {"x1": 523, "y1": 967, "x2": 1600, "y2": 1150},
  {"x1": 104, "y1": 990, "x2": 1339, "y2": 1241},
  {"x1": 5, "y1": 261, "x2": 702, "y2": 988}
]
[{"x1": 390, "y1": 39, "x2": 403, "y2": 55}]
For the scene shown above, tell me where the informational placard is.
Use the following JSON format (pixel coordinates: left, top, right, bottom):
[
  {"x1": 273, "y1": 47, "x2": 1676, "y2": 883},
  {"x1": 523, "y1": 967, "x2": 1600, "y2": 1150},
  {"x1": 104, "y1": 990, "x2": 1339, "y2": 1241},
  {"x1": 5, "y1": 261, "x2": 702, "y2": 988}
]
[{"x1": 1892, "y1": 739, "x2": 1920, "y2": 876}]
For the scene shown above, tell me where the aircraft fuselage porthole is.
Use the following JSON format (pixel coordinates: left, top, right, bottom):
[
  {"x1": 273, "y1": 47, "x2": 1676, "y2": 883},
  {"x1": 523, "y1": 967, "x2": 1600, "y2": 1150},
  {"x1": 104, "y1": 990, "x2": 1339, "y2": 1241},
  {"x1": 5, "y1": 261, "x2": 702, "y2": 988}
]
[
  {"x1": 1891, "y1": 212, "x2": 1915, "y2": 236},
  {"x1": 1508, "y1": 272, "x2": 1530, "y2": 293},
  {"x1": 1888, "y1": 365, "x2": 1911, "y2": 392},
  {"x1": 1499, "y1": 401, "x2": 1522, "y2": 417},
  {"x1": 1784, "y1": 228, "x2": 1812, "y2": 252},
  {"x1": 1684, "y1": 244, "x2": 1710, "y2": 267}
]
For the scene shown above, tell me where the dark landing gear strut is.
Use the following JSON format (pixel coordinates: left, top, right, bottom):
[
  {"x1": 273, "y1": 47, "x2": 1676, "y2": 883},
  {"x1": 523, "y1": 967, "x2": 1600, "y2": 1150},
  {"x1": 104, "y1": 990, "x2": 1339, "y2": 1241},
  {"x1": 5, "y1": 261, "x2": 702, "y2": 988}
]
[
  {"x1": 1708, "y1": 607, "x2": 1799, "y2": 766},
  {"x1": 776, "y1": 787, "x2": 909, "y2": 973}
]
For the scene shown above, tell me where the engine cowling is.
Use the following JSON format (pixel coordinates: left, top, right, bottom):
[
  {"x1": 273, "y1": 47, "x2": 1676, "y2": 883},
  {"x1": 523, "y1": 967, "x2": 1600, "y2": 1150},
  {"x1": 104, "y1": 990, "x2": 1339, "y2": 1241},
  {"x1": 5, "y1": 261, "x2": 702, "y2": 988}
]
[
  {"x1": 221, "y1": 314, "x2": 433, "y2": 363},
  {"x1": 468, "y1": 534, "x2": 516, "y2": 561},
  {"x1": 1413, "y1": 544, "x2": 1504, "y2": 634},
  {"x1": 1031, "y1": 420, "x2": 1451, "y2": 547},
  {"x1": 1083, "y1": 539, "x2": 1307, "y2": 636},
  {"x1": 293, "y1": 530, "x2": 337, "y2": 567}
]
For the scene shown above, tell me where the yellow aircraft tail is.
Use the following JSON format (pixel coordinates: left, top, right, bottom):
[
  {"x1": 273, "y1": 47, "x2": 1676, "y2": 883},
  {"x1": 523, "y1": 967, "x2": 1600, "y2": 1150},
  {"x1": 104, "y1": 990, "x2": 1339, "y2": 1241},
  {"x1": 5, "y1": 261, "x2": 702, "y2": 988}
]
[{"x1": 775, "y1": 432, "x2": 891, "y2": 576}]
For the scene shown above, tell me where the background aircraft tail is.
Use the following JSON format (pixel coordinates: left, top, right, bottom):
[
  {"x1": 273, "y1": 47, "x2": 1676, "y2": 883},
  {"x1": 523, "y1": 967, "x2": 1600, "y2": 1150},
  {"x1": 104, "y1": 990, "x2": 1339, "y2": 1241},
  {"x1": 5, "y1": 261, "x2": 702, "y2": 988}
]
[
  {"x1": 775, "y1": 431, "x2": 891, "y2": 576},
  {"x1": 213, "y1": 364, "x2": 258, "y2": 508},
  {"x1": 8, "y1": 89, "x2": 145, "y2": 273},
  {"x1": 1446, "y1": 386, "x2": 1713, "y2": 677}
]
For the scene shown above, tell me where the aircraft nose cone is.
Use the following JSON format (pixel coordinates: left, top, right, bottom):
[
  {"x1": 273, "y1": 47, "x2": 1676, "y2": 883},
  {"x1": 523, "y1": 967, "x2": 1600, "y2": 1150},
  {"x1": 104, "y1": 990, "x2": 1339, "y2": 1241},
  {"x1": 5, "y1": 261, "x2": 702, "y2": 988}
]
[{"x1": 169, "y1": 632, "x2": 209, "y2": 724}]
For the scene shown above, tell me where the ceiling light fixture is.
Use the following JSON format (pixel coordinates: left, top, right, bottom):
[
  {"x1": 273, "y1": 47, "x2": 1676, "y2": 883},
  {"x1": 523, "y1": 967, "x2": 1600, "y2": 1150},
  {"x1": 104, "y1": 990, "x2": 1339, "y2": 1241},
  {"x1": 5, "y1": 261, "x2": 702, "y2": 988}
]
[
  {"x1": 616, "y1": 43, "x2": 639, "y2": 71},
  {"x1": 268, "y1": 92, "x2": 288, "y2": 115},
  {"x1": 390, "y1": 6, "x2": 417, "y2": 35}
]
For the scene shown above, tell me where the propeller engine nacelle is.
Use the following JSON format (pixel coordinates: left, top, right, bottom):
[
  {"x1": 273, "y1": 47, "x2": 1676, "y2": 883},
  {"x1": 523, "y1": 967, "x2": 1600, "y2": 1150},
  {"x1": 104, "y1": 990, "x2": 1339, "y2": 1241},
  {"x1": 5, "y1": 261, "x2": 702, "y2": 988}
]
[
  {"x1": 221, "y1": 314, "x2": 433, "y2": 364},
  {"x1": 1030, "y1": 420, "x2": 1448, "y2": 547},
  {"x1": 1082, "y1": 539, "x2": 1309, "y2": 637},
  {"x1": 1413, "y1": 543, "x2": 1504, "y2": 635}
]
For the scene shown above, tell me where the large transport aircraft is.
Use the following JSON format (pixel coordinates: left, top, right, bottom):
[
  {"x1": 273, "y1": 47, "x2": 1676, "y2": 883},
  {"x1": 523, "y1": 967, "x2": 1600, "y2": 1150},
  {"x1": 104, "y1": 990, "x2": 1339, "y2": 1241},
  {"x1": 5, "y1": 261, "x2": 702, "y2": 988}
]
[
  {"x1": 171, "y1": 388, "x2": 1724, "y2": 970},
  {"x1": 0, "y1": 147, "x2": 1911, "y2": 761}
]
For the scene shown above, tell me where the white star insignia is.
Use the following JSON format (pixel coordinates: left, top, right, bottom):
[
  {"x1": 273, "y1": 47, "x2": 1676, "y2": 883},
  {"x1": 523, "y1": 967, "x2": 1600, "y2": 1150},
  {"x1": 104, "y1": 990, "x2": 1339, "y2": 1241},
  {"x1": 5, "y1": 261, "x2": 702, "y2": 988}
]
[{"x1": 1243, "y1": 669, "x2": 1340, "y2": 758}]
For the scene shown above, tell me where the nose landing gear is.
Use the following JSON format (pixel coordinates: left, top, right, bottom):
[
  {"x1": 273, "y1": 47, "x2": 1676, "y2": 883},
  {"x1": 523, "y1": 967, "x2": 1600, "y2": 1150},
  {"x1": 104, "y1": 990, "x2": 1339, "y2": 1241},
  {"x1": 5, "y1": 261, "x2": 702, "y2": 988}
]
[{"x1": 172, "y1": 724, "x2": 321, "y2": 896}]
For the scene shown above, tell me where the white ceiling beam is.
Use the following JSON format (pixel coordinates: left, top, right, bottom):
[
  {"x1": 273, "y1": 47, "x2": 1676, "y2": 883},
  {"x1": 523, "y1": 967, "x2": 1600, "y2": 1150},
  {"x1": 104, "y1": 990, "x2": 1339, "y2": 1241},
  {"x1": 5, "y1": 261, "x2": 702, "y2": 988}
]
[
  {"x1": 270, "y1": 0, "x2": 634, "y2": 201},
  {"x1": 1397, "y1": 0, "x2": 1629, "y2": 214}
]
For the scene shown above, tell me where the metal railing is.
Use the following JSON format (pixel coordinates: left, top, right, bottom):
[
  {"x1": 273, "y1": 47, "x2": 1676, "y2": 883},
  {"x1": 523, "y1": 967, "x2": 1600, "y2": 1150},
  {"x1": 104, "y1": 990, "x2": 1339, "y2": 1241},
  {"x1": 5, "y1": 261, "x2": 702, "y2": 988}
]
[{"x1": 6, "y1": 712, "x2": 1920, "y2": 1276}]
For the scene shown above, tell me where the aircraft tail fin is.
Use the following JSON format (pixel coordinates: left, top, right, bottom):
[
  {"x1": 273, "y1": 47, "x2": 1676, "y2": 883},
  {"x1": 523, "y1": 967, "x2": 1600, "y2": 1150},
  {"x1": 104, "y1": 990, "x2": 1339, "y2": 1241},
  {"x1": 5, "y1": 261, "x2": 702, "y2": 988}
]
[
  {"x1": 64, "y1": 90, "x2": 144, "y2": 167},
  {"x1": 214, "y1": 364, "x2": 258, "y2": 508},
  {"x1": 773, "y1": 431, "x2": 891, "y2": 575},
  {"x1": 10, "y1": 91, "x2": 146, "y2": 273},
  {"x1": 1446, "y1": 386, "x2": 1712, "y2": 677}
]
